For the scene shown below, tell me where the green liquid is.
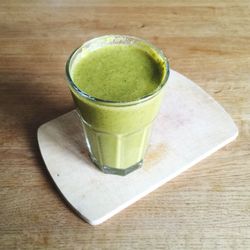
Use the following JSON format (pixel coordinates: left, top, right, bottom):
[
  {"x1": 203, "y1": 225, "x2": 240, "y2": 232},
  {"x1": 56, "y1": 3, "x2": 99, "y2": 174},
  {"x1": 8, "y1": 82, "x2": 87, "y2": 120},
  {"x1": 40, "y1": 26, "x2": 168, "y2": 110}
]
[
  {"x1": 72, "y1": 45, "x2": 164, "y2": 101},
  {"x1": 70, "y1": 44, "x2": 166, "y2": 175}
]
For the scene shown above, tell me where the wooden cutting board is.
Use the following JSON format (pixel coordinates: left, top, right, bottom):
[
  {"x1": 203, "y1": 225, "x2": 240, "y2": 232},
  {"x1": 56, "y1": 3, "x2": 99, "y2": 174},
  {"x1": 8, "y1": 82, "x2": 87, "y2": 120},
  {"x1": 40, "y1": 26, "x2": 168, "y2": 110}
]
[{"x1": 37, "y1": 70, "x2": 238, "y2": 225}]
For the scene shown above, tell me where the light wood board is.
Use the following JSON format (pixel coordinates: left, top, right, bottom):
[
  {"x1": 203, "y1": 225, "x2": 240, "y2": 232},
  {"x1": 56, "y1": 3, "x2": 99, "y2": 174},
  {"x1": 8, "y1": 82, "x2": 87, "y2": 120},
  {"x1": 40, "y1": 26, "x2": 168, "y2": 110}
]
[{"x1": 37, "y1": 70, "x2": 238, "y2": 225}]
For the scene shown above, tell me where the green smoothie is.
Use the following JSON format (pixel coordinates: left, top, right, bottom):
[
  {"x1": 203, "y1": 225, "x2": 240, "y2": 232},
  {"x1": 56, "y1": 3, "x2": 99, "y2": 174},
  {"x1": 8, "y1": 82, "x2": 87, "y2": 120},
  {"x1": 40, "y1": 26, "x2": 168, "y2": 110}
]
[
  {"x1": 67, "y1": 36, "x2": 169, "y2": 175},
  {"x1": 72, "y1": 45, "x2": 164, "y2": 102}
]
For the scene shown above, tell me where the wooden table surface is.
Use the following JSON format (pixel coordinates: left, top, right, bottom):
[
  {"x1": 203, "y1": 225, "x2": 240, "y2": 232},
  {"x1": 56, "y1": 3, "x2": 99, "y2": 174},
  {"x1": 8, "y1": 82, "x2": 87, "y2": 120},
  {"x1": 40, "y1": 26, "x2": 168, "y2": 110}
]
[{"x1": 1, "y1": 0, "x2": 249, "y2": 249}]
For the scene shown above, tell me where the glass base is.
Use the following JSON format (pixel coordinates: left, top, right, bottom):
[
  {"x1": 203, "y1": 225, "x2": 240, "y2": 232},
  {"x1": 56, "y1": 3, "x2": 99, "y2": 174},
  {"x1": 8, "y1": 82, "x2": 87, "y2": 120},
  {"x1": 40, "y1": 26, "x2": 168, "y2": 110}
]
[{"x1": 89, "y1": 153, "x2": 143, "y2": 176}]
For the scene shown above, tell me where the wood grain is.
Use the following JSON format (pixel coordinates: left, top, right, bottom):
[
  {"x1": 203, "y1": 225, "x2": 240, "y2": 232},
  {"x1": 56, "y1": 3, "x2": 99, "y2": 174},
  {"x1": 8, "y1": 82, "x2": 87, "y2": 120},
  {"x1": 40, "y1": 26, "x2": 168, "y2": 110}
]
[{"x1": 0, "y1": 0, "x2": 249, "y2": 249}]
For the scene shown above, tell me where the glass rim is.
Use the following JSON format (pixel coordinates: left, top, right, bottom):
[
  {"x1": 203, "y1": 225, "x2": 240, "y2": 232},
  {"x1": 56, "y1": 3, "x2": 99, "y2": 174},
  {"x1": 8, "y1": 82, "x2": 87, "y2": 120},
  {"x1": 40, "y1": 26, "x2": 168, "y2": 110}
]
[{"x1": 65, "y1": 35, "x2": 170, "y2": 106}]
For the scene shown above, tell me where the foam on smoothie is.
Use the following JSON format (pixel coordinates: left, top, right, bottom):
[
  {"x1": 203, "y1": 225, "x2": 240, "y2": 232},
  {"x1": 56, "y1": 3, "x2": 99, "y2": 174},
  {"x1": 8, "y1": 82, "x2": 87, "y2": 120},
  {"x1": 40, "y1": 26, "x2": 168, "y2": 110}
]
[{"x1": 72, "y1": 45, "x2": 165, "y2": 102}]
